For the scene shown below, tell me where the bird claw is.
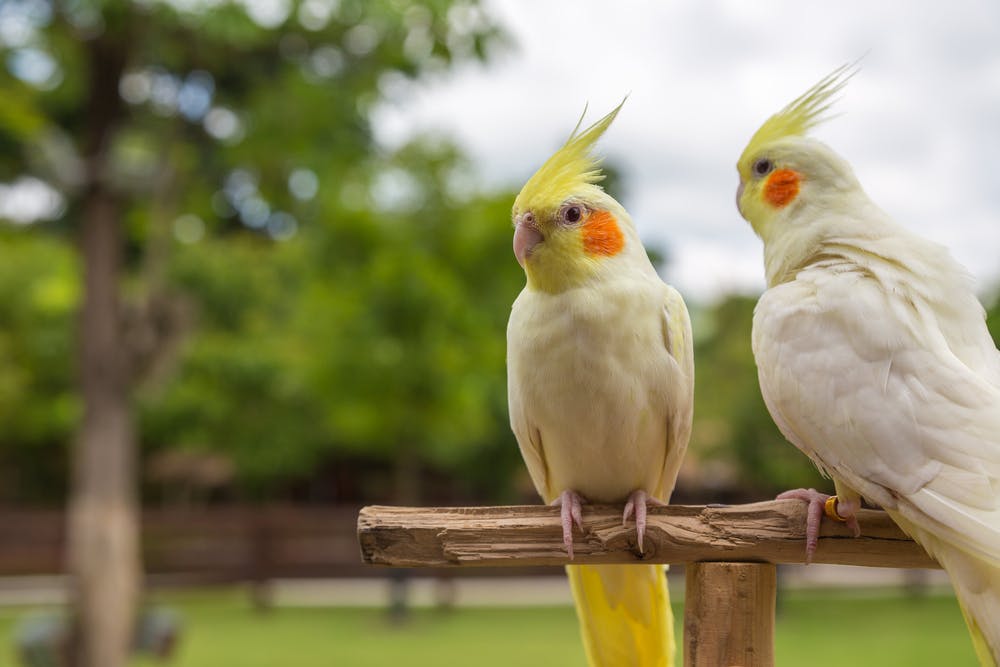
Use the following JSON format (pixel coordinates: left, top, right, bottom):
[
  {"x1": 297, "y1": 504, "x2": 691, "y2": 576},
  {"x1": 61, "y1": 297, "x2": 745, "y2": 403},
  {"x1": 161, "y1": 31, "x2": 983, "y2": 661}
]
[
  {"x1": 623, "y1": 490, "x2": 664, "y2": 554},
  {"x1": 776, "y1": 488, "x2": 861, "y2": 563},
  {"x1": 552, "y1": 490, "x2": 587, "y2": 559}
]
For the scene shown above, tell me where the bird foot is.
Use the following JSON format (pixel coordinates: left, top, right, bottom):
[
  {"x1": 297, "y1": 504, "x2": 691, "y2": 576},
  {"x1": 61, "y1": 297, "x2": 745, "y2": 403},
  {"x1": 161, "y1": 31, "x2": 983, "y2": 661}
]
[
  {"x1": 551, "y1": 490, "x2": 587, "y2": 559},
  {"x1": 623, "y1": 489, "x2": 665, "y2": 554},
  {"x1": 776, "y1": 488, "x2": 861, "y2": 563}
]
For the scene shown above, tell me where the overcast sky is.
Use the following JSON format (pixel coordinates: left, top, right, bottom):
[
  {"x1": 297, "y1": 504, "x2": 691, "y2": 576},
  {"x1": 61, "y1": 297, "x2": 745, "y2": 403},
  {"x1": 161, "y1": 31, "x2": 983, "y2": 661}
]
[{"x1": 374, "y1": 0, "x2": 1000, "y2": 303}]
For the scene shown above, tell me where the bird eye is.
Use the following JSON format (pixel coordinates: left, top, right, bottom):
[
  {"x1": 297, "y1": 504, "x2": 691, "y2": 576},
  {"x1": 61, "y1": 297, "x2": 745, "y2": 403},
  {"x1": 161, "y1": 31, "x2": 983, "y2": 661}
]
[
  {"x1": 561, "y1": 204, "x2": 584, "y2": 225},
  {"x1": 753, "y1": 158, "x2": 774, "y2": 177}
]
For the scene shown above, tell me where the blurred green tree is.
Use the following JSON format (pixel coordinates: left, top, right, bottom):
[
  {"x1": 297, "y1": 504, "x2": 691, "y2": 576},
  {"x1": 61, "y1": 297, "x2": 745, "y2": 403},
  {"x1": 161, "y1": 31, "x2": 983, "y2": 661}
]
[
  {"x1": 0, "y1": 1, "x2": 504, "y2": 665},
  {"x1": 142, "y1": 144, "x2": 525, "y2": 502},
  {"x1": 0, "y1": 230, "x2": 77, "y2": 502}
]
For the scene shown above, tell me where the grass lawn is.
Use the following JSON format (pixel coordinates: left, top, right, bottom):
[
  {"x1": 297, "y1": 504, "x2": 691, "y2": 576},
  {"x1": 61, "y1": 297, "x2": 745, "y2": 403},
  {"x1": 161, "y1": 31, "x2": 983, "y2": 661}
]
[{"x1": 0, "y1": 586, "x2": 977, "y2": 666}]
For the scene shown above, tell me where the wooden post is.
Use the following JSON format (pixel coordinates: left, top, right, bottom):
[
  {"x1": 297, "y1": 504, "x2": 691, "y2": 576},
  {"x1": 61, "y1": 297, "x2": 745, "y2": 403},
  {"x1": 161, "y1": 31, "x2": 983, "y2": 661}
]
[{"x1": 684, "y1": 562, "x2": 775, "y2": 667}]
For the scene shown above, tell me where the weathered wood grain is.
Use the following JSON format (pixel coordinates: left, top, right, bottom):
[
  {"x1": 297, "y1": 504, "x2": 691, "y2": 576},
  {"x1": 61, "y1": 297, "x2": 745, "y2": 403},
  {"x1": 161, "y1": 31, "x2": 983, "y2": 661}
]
[
  {"x1": 357, "y1": 500, "x2": 939, "y2": 569},
  {"x1": 684, "y1": 562, "x2": 776, "y2": 667}
]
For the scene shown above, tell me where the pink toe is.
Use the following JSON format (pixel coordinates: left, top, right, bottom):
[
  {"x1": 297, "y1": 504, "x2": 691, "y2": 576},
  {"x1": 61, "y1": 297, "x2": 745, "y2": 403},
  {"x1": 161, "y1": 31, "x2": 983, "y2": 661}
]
[
  {"x1": 623, "y1": 490, "x2": 652, "y2": 554},
  {"x1": 552, "y1": 490, "x2": 588, "y2": 559},
  {"x1": 776, "y1": 488, "x2": 833, "y2": 564}
]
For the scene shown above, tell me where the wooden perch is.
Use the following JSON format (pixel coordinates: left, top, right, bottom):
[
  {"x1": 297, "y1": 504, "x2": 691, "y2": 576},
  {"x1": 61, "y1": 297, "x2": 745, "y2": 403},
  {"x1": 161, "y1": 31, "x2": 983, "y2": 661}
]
[{"x1": 357, "y1": 500, "x2": 938, "y2": 569}]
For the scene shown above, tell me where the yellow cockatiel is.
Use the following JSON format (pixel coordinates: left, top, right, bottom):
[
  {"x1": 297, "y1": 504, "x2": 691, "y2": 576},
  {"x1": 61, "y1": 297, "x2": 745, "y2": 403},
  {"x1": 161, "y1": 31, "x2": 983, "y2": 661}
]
[
  {"x1": 506, "y1": 103, "x2": 694, "y2": 667},
  {"x1": 737, "y1": 65, "x2": 1000, "y2": 665}
]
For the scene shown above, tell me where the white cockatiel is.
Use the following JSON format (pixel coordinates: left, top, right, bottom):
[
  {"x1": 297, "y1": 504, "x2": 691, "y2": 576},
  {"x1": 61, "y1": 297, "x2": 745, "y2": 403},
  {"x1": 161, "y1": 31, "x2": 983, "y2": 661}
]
[
  {"x1": 507, "y1": 103, "x2": 694, "y2": 667},
  {"x1": 737, "y1": 65, "x2": 1000, "y2": 665}
]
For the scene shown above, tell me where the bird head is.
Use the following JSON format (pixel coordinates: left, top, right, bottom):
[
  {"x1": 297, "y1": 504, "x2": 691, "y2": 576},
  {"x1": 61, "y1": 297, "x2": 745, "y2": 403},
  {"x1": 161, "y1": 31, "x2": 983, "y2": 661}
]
[
  {"x1": 512, "y1": 100, "x2": 642, "y2": 293},
  {"x1": 735, "y1": 64, "x2": 862, "y2": 245}
]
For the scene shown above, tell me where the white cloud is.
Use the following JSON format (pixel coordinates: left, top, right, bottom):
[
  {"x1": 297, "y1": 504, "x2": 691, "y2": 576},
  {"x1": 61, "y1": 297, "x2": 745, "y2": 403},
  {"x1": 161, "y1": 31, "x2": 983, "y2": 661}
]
[{"x1": 372, "y1": 0, "x2": 1000, "y2": 302}]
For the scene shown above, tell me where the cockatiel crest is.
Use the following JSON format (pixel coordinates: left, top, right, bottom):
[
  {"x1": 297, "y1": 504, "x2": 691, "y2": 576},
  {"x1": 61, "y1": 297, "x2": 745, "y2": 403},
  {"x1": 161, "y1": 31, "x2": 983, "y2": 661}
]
[
  {"x1": 513, "y1": 101, "x2": 621, "y2": 214},
  {"x1": 737, "y1": 63, "x2": 853, "y2": 178}
]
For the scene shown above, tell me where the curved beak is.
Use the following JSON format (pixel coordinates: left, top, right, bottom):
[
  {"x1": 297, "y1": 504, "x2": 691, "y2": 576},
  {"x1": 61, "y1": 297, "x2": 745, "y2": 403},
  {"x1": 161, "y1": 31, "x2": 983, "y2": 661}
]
[
  {"x1": 735, "y1": 181, "x2": 746, "y2": 216},
  {"x1": 513, "y1": 220, "x2": 543, "y2": 268}
]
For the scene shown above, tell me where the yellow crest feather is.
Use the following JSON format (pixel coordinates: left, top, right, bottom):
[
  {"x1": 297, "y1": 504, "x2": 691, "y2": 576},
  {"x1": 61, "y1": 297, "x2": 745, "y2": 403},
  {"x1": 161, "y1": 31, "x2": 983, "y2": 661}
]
[
  {"x1": 738, "y1": 62, "x2": 858, "y2": 173},
  {"x1": 514, "y1": 99, "x2": 625, "y2": 214}
]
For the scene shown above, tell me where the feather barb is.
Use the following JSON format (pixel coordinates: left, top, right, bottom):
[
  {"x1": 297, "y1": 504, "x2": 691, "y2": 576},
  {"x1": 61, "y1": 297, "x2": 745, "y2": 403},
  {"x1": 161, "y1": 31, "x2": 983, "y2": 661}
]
[
  {"x1": 514, "y1": 98, "x2": 626, "y2": 214},
  {"x1": 739, "y1": 61, "x2": 860, "y2": 172}
]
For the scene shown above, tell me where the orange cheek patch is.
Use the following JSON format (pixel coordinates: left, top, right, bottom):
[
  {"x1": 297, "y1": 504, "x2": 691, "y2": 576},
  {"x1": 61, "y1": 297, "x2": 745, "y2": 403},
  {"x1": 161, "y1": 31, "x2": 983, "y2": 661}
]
[
  {"x1": 582, "y1": 210, "x2": 625, "y2": 257},
  {"x1": 764, "y1": 169, "x2": 801, "y2": 208}
]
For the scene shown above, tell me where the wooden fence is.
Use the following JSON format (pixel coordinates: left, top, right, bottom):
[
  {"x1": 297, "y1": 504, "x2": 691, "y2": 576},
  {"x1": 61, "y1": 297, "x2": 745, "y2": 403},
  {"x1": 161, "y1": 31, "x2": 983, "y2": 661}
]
[
  {"x1": 0, "y1": 505, "x2": 369, "y2": 581},
  {"x1": 0, "y1": 504, "x2": 549, "y2": 585},
  {"x1": 357, "y1": 499, "x2": 940, "y2": 667}
]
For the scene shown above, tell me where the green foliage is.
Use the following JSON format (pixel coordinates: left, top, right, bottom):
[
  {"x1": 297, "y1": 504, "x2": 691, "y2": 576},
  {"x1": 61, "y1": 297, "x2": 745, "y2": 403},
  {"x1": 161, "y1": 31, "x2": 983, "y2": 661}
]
[
  {"x1": 985, "y1": 290, "x2": 1000, "y2": 348},
  {"x1": 0, "y1": 229, "x2": 77, "y2": 501},
  {"x1": 0, "y1": 0, "x2": 524, "y2": 500},
  {"x1": 142, "y1": 180, "x2": 525, "y2": 493},
  {"x1": 141, "y1": 237, "x2": 324, "y2": 484}
]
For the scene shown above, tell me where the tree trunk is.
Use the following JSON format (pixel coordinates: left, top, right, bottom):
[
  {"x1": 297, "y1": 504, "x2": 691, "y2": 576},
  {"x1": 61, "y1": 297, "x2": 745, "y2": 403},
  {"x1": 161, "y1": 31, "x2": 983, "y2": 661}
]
[
  {"x1": 69, "y1": 185, "x2": 139, "y2": 667},
  {"x1": 67, "y1": 31, "x2": 138, "y2": 667}
]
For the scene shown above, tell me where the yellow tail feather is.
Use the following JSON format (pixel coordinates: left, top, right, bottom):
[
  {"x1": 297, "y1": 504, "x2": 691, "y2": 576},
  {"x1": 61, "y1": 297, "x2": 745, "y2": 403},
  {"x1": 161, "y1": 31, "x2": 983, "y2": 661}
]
[
  {"x1": 893, "y1": 513, "x2": 1000, "y2": 666},
  {"x1": 566, "y1": 564, "x2": 675, "y2": 667},
  {"x1": 958, "y1": 599, "x2": 997, "y2": 667}
]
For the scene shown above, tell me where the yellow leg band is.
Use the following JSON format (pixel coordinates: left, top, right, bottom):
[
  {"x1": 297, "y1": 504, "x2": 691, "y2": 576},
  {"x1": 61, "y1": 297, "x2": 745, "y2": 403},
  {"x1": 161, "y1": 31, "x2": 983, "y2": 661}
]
[{"x1": 824, "y1": 495, "x2": 846, "y2": 522}]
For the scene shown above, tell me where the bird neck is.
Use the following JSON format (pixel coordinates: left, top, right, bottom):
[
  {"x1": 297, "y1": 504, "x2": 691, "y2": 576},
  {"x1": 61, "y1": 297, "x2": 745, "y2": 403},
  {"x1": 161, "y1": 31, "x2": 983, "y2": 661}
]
[
  {"x1": 524, "y1": 257, "x2": 599, "y2": 293},
  {"x1": 761, "y1": 189, "x2": 883, "y2": 287}
]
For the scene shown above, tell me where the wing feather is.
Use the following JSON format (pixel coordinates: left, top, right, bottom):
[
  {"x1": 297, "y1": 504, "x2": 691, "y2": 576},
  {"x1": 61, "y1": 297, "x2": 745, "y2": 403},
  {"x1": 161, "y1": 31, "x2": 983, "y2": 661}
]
[
  {"x1": 507, "y1": 293, "x2": 553, "y2": 502},
  {"x1": 656, "y1": 285, "x2": 694, "y2": 501},
  {"x1": 754, "y1": 269, "x2": 1000, "y2": 564},
  {"x1": 508, "y1": 381, "x2": 552, "y2": 502}
]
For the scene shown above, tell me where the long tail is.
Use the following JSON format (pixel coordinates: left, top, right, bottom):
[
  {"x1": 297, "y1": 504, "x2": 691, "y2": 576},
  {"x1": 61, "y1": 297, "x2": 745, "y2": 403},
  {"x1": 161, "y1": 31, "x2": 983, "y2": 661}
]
[
  {"x1": 937, "y1": 547, "x2": 1000, "y2": 667},
  {"x1": 893, "y1": 514, "x2": 1000, "y2": 666},
  {"x1": 565, "y1": 563, "x2": 675, "y2": 667}
]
